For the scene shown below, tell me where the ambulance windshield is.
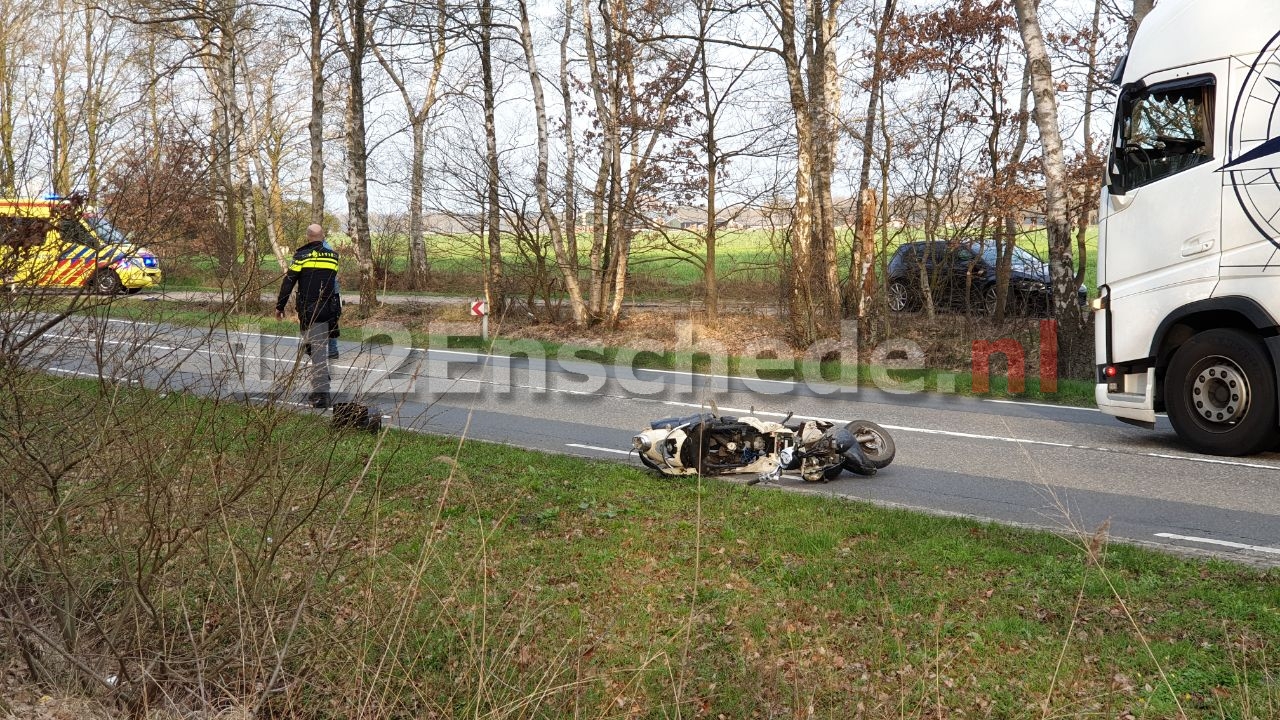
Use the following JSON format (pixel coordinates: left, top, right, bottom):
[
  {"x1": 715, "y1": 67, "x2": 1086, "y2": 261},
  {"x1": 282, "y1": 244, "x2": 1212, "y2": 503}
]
[{"x1": 88, "y1": 217, "x2": 129, "y2": 246}]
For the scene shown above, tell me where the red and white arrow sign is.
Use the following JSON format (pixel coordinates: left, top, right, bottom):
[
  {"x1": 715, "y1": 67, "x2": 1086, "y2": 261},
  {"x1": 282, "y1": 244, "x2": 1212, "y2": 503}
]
[{"x1": 470, "y1": 300, "x2": 488, "y2": 316}]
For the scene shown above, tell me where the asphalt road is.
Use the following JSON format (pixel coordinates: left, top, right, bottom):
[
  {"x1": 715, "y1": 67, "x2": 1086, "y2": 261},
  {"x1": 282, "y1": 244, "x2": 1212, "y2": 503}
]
[{"x1": 14, "y1": 312, "x2": 1280, "y2": 567}]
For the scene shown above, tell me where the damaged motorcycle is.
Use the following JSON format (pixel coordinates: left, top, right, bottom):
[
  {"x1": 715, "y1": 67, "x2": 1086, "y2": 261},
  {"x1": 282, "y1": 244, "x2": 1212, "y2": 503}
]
[{"x1": 632, "y1": 410, "x2": 896, "y2": 483}]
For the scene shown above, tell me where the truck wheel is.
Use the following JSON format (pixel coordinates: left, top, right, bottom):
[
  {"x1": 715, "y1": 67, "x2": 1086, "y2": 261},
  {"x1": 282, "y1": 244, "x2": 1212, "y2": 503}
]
[
  {"x1": 1165, "y1": 329, "x2": 1278, "y2": 456},
  {"x1": 91, "y1": 269, "x2": 123, "y2": 295}
]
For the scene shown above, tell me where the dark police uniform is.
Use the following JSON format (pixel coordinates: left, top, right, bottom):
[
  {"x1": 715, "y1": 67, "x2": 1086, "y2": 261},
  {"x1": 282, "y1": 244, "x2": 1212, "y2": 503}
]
[{"x1": 276, "y1": 241, "x2": 340, "y2": 407}]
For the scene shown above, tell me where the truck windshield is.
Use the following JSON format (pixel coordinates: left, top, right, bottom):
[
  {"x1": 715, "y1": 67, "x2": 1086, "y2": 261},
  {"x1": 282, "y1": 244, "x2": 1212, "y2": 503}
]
[
  {"x1": 87, "y1": 217, "x2": 128, "y2": 246},
  {"x1": 1111, "y1": 78, "x2": 1214, "y2": 193}
]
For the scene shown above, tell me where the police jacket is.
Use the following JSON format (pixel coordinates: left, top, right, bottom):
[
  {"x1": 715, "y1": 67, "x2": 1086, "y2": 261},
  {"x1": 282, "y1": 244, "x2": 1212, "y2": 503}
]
[{"x1": 276, "y1": 241, "x2": 340, "y2": 325}]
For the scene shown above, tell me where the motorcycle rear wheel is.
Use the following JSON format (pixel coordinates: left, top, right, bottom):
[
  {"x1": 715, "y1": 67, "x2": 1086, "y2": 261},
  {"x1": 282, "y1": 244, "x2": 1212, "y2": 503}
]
[{"x1": 845, "y1": 420, "x2": 896, "y2": 469}]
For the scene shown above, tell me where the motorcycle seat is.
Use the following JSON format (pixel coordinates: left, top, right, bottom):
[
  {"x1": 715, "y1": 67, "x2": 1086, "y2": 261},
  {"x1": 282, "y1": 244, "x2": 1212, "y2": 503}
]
[{"x1": 649, "y1": 412, "x2": 735, "y2": 430}]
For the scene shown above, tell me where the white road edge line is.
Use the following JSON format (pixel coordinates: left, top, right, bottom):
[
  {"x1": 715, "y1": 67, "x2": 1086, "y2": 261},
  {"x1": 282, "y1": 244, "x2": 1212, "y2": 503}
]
[
  {"x1": 1154, "y1": 533, "x2": 1280, "y2": 556},
  {"x1": 566, "y1": 443, "x2": 633, "y2": 456},
  {"x1": 983, "y1": 399, "x2": 1100, "y2": 412}
]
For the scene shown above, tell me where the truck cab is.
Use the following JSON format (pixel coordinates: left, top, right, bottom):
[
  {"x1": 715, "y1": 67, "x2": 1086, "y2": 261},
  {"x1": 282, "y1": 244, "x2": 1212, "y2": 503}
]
[{"x1": 1097, "y1": 0, "x2": 1280, "y2": 455}]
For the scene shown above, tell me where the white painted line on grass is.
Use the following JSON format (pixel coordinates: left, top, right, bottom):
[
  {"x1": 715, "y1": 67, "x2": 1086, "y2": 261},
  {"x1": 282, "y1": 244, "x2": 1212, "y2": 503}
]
[
  {"x1": 1154, "y1": 533, "x2": 1280, "y2": 556},
  {"x1": 566, "y1": 443, "x2": 633, "y2": 456}
]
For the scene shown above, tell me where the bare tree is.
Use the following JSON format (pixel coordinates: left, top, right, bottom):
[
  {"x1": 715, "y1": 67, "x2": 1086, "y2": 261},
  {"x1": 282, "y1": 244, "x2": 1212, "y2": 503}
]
[
  {"x1": 1013, "y1": 0, "x2": 1085, "y2": 369},
  {"x1": 479, "y1": 0, "x2": 504, "y2": 311},
  {"x1": 0, "y1": 0, "x2": 35, "y2": 192},
  {"x1": 846, "y1": 0, "x2": 896, "y2": 335},
  {"x1": 516, "y1": 0, "x2": 589, "y2": 325},
  {"x1": 373, "y1": 0, "x2": 450, "y2": 290},
  {"x1": 308, "y1": 0, "x2": 328, "y2": 226},
  {"x1": 331, "y1": 0, "x2": 377, "y2": 312}
]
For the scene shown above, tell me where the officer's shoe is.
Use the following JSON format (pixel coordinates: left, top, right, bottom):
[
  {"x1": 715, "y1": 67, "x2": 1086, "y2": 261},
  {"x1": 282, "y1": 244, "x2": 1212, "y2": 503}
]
[{"x1": 308, "y1": 392, "x2": 331, "y2": 409}]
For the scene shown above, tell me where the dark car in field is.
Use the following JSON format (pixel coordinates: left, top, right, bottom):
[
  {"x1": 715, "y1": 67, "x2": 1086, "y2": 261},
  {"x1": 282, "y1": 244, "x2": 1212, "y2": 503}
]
[{"x1": 885, "y1": 240, "x2": 1086, "y2": 315}]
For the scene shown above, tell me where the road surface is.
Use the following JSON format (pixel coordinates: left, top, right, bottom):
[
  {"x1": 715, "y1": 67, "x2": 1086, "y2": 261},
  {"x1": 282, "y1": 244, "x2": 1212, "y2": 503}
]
[{"x1": 13, "y1": 312, "x2": 1280, "y2": 567}]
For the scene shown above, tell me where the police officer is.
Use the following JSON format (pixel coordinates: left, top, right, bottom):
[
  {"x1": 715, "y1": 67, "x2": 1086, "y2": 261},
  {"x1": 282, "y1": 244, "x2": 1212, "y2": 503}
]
[{"x1": 276, "y1": 223, "x2": 340, "y2": 408}]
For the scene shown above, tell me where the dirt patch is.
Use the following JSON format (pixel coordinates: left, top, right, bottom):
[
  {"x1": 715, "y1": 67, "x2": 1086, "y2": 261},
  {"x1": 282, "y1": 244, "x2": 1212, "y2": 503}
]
[{"x1": 331, "y1": 299, "x2": 1091, "y2": 379}]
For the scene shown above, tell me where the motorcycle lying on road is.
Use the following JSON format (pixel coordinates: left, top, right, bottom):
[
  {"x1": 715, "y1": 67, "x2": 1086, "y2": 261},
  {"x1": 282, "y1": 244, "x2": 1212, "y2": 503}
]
[{"x1": 632, "y1": 409, "x2": 896, "y2": 483}]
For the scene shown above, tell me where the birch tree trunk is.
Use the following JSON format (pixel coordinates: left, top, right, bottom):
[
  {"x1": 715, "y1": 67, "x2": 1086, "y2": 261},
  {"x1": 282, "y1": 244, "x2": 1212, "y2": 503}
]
[
  {"x1": 205, "y1": 8, "x2": 241, "y2": 284},
  {"x1": 581, "y1": 0, "x2": 613, "y2": 321},
  {"x1": 1013, "y1": 0, "x2": 1084, "y2": 373},
  {"x1": 778, "y1": 0, "x2": 818, "y2": 345},
  {"x1": 0, "y1": 0, "x2": 28, "y2": 192},
  {"x1": 1075, "y1": 0, "x2": 1103, "y2": 290},
  {"x1": 82, "y1": 5, "x2": 110, "y2": 197},
  {"x1": 308, "y1": 0, "x2": 325, "y2": 226},
  {"x1": 847, "y1": 0, "x2": 894, "y2": 321},
  {"x1": 50, "y1": 0, "x2": 72, "y2": 194},
  {"x1": 517, "y1": 0, "x2": 589, "y2": 325},
  {"x1": 408, "y1": 121, "x2": 429, "y2": 289},
  {"x1": 480, "y1": 0, "x2": 503, "y2": 312},
  {"x1": 814, "y1": 0, "x2": 843, "y2": 334},
  {"x1": 333, "y1": 0, "x2": 375, "y2": 312},
  {"x1": 777, "y1": 0, "x2": 843, "y2": 344},
  {"x1": 560, "y1": 0, "x2": 578, "y2": 266},
  {"x1": 700, "y1": 23, "x2": 720, "y2": 328}
]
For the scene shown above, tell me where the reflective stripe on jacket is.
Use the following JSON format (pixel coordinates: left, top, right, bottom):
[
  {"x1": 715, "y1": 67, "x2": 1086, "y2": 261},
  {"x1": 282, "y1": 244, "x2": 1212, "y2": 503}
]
[{"x1": 276, "y1": 241, "x2": 340, "y2": 325}]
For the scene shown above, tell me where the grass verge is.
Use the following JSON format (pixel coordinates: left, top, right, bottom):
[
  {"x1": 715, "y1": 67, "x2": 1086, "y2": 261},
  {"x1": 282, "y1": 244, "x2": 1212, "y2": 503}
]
[{"x1": 1, "y1": 375, "x2": 1275, "y2": 718}]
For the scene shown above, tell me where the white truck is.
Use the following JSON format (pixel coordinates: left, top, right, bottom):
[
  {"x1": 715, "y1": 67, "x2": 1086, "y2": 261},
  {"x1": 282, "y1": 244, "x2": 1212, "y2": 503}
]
[{"x1": 1096, "y1": 0, "x2": 1280, "y2": 455}]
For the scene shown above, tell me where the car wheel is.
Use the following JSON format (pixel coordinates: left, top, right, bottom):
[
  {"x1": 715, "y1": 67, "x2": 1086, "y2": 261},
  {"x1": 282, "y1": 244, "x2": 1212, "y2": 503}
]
[
  {"x1": 1164, "y1": 329, "x2": 1277, "y2": 456},
  {"x1": 91, "y1": 269, "x2": 123, "y2": 295},
  {"x1": 887, "y1": 280, "x2": 915, "y2": 312},
  {"x1": 981, "y1": 285, "x2": 999, "y2": 315}
]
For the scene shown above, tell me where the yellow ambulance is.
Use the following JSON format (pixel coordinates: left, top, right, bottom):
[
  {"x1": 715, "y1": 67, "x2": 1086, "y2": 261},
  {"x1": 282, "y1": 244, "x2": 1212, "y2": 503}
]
[{"x1": 0, "y1": 196, "x2": 162, "y2": 294}]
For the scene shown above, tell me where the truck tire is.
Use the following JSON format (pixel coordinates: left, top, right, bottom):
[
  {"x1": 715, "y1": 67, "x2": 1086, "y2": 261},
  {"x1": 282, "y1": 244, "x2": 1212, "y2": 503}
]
[{"x1": 1164, "y1": 329, "x2": 1277, "y2": 456}]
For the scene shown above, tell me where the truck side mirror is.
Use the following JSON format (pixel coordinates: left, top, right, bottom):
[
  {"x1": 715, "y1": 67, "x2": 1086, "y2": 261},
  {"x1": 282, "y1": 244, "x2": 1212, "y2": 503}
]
[{"x1": 1107, "y1": 157, "x2": 1127, "y2": 196}]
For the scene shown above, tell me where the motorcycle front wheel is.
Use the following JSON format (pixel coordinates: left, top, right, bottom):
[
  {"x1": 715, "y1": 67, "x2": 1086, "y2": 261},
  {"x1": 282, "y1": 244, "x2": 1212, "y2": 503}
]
[{"x1": 845, "y1": 420, "x2": 896, "y2": 469}]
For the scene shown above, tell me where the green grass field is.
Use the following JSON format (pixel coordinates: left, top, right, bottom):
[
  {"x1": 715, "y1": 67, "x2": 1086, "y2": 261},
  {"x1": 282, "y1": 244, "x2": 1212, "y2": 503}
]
[
  {"x1": 4, "y1": 375, "x2": 1275, "y2": 717},
  {"x1": 161, "y1": 226, "x2": 1101, "y2": 302}
]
